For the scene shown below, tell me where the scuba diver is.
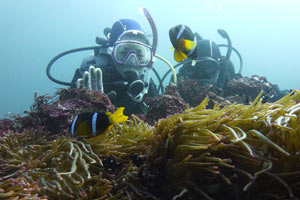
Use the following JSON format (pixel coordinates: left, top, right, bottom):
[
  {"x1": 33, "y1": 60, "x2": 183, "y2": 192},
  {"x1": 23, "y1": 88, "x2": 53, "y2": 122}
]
[
  {"x1": 46, "y1": 8, "x2": 176, "y2": 115},
  {"x1": 71, "y1": 19, "x2": 159, "y2": 115},
  {"x1": 168, "y1": 24, "x2": 241, "y2": 89}
]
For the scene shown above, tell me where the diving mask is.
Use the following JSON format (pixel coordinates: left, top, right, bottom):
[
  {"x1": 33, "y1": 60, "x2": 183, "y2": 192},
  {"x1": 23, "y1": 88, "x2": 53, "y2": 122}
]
[{"x1": 111, "y1": 41, "x2": 153, "y2": 68}]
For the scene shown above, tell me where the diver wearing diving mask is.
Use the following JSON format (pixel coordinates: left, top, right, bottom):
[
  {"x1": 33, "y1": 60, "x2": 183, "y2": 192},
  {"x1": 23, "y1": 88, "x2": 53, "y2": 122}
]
[
  {"x1": 169, "y1": 24, "x2": 236, "y2": 88},
  {"x1": 109, "y1": 30, "x2": 154, "y2": 102},
  {"x1": 71, "y1": 19, "x2": 158, "y2": 115}
]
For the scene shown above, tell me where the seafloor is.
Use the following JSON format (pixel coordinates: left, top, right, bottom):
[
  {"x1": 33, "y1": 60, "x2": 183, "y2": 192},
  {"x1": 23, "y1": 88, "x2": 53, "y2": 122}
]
[{"x1": 0, "y1": 77, "x2": 299, "y2": 200}]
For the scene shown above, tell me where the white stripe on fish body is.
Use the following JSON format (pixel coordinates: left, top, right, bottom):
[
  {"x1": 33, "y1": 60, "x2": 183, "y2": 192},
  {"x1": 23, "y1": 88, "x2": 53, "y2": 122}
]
[
  {"x1": 71, "y1": 115, "x2": 78, "y2": 136},
  {"x1": 92, "y1": 113, "x2": 98, "y2": 136},
  {"x1": 176, "y1": 25, "x2": 185, "y2": 40}
]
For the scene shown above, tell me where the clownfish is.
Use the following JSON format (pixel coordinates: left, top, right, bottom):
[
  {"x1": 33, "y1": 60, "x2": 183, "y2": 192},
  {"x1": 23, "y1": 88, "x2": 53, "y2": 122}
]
[
  {"x1": 172, "y1": 38, "x2": 195, "y2": 62},
  {"x1": 70, "y1": 107, "x2": 128, "y2": 138}
]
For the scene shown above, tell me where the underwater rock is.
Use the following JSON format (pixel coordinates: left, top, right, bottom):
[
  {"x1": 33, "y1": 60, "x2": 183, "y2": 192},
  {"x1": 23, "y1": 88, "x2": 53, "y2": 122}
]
[
  {"x1": 0, "y1": 118, "x2": 14, "y2": 136},
  {"x1": 164, "y1": 75, "x2": 288, "y2": 108},
  {"x1": 224, "y1": 76, "x2": 268, "y2": 100},
  {"x1": 169, "y1": 78, "x2": 229, "y2": 109},
  {"x1": 146, "y1": 87, "x2": 186, "y2": 125},
  {"x1": 225, "y1": 94, "x2": 250, "y2": 105},
  {"x1": 206, "y1": 91, "x2": 232, "y2": 108},
  {"x1": 223, "y1": 76, "x2": 286, "y2": 103},
  {"x1": 171, "y1": 78, "x2": 210, "y2": 107},
  {"x1": 16, "y1": 88, "x2": 115, "y2": 135},
  {"x1": 57, "y1": 88, "x2": 115, "y2": 113}
]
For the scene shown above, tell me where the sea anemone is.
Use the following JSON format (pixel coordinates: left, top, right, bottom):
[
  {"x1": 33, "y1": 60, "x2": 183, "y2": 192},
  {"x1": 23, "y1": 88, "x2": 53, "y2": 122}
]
[
  {"x1": 0, "y1": 89, "x2": 299, "y2": 199},
  {"x1": 147, "y1": 90, "x2": 300, "y2": 199}
]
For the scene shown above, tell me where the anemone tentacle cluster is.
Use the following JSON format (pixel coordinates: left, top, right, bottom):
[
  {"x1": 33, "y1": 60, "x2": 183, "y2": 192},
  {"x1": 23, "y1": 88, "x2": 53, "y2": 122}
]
[{"x1": 0, "y1": 89, "x2": 299, "y2": 199}]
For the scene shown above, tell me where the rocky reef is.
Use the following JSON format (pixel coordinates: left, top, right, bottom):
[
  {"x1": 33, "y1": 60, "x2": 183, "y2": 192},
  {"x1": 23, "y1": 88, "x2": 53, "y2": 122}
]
[
  {"x1": 0, "y1": 83, "x2": 299, "y2": 199},
  {"x1": 145, "y1": 87, "x2": 187, "y2": 125}
]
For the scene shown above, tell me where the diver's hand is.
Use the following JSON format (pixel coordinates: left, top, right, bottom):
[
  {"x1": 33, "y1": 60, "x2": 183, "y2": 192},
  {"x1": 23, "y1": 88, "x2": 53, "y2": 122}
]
[{"x1": 76, "y1": 65, "x2": 103, "y2": 92}]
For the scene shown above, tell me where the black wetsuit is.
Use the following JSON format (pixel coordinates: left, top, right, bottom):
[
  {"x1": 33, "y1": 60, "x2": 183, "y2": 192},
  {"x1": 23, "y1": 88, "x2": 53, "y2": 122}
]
[
  {"x1": 71, "y1": 53, "x2": 158, "y2": 115},
  {"x1": 177, "y1": 39, "x2": 235, "y2": 88}
]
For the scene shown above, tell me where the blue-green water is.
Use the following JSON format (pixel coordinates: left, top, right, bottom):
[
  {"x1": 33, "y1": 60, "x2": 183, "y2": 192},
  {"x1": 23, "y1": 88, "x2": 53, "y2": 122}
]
[{"x1": 0, "y1": 0, "x2": 299, "y2": 118}]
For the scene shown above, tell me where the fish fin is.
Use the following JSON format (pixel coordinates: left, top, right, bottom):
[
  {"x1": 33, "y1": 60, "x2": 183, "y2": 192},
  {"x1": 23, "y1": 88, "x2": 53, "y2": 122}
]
[
  {"x1": 174, "y1": 49, "x2": 187, "y2": 62},
  {"x1": 77, "y1": 121, "x2": 92, "y2": 137},
  {"x1": 87, "y1": 128, "x2": 111, "y2": 143},
  {"x1": 170, "y1": 46, "x2": 174, "y2": 50},
  {"x1": 106, "y1": 124, "x2": 113, "y2": 131},
  {"x1": 184, "y1": 39, "x2": 196, "y2": 51},
  {"x1": 109, "y1": 107, "x2": 128, "y2": 124},
  {"x1": 87, "y1": 135, "x2": 102, "y2": 143}
]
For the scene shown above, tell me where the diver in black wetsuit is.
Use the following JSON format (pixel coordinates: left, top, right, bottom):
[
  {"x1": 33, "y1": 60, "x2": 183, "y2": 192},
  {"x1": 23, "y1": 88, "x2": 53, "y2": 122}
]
[
  {"x1": 70, "y1": 19, "x2": 159, "y2": 115},
  {"x1": 169, "y1": 24, "x2": 236, "y2": 89},
  {"x1": 46, "y1": 9, "x2": 178, "y2": 115}
]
